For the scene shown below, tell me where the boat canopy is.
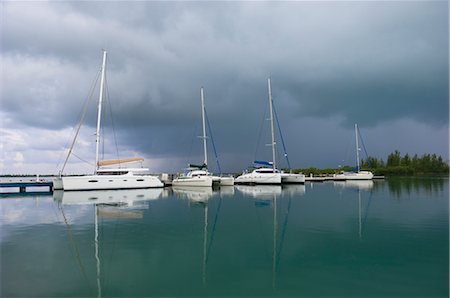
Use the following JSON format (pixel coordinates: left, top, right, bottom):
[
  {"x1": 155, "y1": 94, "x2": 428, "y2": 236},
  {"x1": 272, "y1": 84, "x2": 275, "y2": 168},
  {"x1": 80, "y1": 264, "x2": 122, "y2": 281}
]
[
  {"x1": 254, "y1": 160, "x2": 273, "y2": 167},
  {"x1": 188, "y1": 163, "x2": 207, "y2": 170},
  {"x1": 97, "y1": 157, "x2": 144, "y2": 167}
]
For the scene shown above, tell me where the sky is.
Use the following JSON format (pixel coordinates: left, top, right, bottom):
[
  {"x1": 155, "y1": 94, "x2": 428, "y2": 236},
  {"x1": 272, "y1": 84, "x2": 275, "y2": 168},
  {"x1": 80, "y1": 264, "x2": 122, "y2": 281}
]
[{"x1": 1, "y1": 1, "x2": 449, "y2": 175}]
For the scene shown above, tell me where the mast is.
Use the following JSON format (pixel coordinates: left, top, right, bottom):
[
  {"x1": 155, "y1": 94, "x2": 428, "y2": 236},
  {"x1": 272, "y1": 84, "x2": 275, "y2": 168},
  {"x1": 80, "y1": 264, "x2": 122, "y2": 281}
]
[
  {"x1": 201, "y1": 87, "x2": 208, "y2": 167},
  {"x1": 268, "y1": 78, "x2": 276, "y2": 171},
  {"x1": 355, "y1": 123, "x2": 360, "y2": 172},
  {"x1": 95, "y1": 50, "x2": 107, "y2": 174}
]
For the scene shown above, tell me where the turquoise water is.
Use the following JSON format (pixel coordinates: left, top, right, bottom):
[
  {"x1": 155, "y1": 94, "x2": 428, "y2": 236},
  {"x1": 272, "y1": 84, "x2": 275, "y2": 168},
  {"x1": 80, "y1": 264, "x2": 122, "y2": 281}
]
[{"x1": 1, "y1": 178, "x2": 448, "y2": 297}]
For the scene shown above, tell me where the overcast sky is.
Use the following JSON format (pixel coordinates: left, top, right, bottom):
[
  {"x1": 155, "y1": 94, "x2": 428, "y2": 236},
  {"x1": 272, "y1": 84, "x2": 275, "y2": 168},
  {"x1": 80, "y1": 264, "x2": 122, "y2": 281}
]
[{"x1": 1, "y1": 1, "x2": 448, "y2": 175}]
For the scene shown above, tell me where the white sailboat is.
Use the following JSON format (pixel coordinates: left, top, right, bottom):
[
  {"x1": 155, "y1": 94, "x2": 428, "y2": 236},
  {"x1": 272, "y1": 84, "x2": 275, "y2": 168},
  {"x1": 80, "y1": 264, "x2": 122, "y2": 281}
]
[
  {"x1": 172, "y1": 87, "x2": 234, "y2": 187},
  {"x1": 335, "y1": 124, "x2": 374, "y2": 181},
  {"x1": 236, "y1": 78, "x2": 304, "y2": 184},
  {"x1": 53, "y1": 50, "x2": 163, "y2": 191}
]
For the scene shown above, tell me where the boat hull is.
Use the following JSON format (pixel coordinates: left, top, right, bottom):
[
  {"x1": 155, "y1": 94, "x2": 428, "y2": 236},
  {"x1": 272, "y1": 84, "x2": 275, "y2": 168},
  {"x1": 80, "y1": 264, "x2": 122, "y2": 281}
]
[
  {"x1": 334, "y1": 171, "x2": 374, "y2": 180},
  {"x1": 281, "y1": 173, "x2": 305, "y2": 184},
  {"x1": 218, "y1": 176, "x2": 235, "y2": 186},
  {"x1": 53, "y1": 174, "x2": 163, "y2": 191},
  {"x1": 172, "y1": 176, "x2": 213, "y2": 187},
  {"x1": 235, "y1": 173, "x2": 281, "y2": 185}
]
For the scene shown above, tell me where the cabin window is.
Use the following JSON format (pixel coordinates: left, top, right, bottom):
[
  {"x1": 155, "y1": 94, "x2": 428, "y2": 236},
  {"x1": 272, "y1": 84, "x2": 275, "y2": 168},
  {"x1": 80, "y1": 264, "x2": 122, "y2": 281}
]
[
  {"x1": 98, "y1": 171, "x2": 128, "y2": 176},
  {"x1": 88, "y1": 180, "x2": 98, "y2": 183},
  {"x1": 123, "y1": 179, "x2": 127, "y2": 182},
  {"x1": 137, "y1": 179, "x2": 144, "y2": 182}
]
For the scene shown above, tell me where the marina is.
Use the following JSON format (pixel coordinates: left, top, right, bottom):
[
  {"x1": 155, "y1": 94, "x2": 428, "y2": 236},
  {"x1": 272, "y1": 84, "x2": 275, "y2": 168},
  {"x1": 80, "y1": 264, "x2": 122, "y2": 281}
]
[{"x1": 2, "y1": 2, "x2": 447, "y2": 298}]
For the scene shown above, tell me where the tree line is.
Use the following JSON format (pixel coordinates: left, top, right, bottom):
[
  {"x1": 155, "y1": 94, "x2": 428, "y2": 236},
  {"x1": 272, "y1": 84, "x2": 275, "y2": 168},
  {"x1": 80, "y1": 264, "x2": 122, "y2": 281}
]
[
  {"x1": 360, "y1": 150, "x2": 449, "y2": 175},
  {"x1": 289, "y1": 150, "x2": 449, "y2": 176}
]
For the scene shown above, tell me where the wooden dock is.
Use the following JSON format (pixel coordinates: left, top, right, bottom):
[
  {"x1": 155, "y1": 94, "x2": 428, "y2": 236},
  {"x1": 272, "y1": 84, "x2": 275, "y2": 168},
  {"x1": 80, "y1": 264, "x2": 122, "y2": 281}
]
[{"x1": 0, "y1": 181, "x2": 53, "y2": 194}]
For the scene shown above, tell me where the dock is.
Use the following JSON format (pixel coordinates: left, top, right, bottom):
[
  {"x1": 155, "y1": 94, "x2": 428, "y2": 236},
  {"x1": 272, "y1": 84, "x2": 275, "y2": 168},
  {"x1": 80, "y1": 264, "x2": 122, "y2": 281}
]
[{"x1": 0, "y1": 181, "x2": 53, "y2": 195}]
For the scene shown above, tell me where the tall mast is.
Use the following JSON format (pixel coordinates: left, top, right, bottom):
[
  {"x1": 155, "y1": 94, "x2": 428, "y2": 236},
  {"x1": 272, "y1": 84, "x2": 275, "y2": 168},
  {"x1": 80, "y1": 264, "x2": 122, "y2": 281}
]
[
  {"x1": 355, "y1": 123, "x2": 360, "y2": 172},
  {"x1": 201, "y1": 87, "x2": 208, "y2": 167},
  {"x1": 95, "y1": 50, "x2": 107, "y2": 174},
  {"x1": 268, "y1": 78, "x2": 276, "y2": 171}
]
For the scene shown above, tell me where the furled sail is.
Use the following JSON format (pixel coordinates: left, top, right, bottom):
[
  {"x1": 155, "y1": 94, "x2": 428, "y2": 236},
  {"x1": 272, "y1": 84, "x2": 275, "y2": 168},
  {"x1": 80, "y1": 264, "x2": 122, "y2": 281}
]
[
  {"x1": 254, "y1": 160, "x2": 273, "y2": 167},
  {"x1": 97, "y1": 157, "x2": 144, "y2": 167},
  {"x1": 188, "y1": 163, "x2": 207, "y2": 169}
]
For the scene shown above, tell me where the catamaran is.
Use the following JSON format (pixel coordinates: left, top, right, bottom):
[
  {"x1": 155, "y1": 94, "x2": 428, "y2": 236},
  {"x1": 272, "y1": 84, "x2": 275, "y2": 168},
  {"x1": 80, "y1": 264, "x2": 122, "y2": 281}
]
[
  {"x1": 172, "y1": 87, "x2": 234, "y2": 187},
  {"x1": 53, "y1": 50, "x2": 163, "y2": 191},
  {"x1": 235, "y1": 78, "x2": 304, "y2": 185},
  {"x1": 334, "y1": 124, "x2": 374, "y2": 180}
]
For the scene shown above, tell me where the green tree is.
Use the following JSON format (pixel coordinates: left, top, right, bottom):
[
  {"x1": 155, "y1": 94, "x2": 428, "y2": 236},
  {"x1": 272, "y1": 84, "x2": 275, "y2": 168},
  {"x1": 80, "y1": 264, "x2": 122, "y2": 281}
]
[{"x1": 401, "y1": 153, "x2": 411, "y2": 166}]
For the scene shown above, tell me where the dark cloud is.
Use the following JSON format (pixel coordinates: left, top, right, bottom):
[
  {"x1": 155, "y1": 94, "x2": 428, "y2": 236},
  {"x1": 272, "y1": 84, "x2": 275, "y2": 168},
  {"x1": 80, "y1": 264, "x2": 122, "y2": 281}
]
[{"x1": 1, "y1": 1, "x2": 448, "y2": 173}]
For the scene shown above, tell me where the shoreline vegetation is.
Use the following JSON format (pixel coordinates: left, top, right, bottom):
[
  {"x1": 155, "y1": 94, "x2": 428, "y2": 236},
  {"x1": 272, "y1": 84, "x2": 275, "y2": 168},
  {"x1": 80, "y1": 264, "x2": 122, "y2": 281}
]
[
  {"x1": 1, "y1": 151, "x2": 448, "y2": 178},
  {"x1": 290, "y1": 151, "x2": 449, "y2": 177}
]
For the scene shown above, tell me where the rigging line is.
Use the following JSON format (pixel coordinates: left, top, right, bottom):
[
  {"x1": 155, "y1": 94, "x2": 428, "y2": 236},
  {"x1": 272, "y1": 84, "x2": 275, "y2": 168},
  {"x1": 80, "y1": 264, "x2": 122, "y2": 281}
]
[
  {"x1": 104, "y1": 72, "x2": 121, "y2": 163},
  {"x1": 55, "y1": 72, "x2": 100, "y2": 173},
  {"x1": 276, "y1": 196, "x2": 292, "y2": 272},
  {"x1": 254, "y1": 99, "x2": 269, "y2": 163},
  {"x1": 71, "y1": 152, "x2": 95, "y2": 167},
  {"x1": 187, "y1": 123, "x2": 199, "y2": 166},
  {"x1": 206, "y1": 197, "x2": 223, "y2": 263},
  {"x1": 357, "y1": 126, "x2": 370, "y2": 160},
  {"x1": 60, "y1": 69, "x2": 102, "y2": 174},
  {"x1": 343, "y1": 130, "x2": 353, "y2": 167},
  {"x1": 272, "y1": 103, "x2": 291, "y2": 169},
  {"x1": 58, "y1": 204, "x2": 93, "y2": 291},
  {"x1": 204, "y1": 110, "x2": 221, "y2": 174}
]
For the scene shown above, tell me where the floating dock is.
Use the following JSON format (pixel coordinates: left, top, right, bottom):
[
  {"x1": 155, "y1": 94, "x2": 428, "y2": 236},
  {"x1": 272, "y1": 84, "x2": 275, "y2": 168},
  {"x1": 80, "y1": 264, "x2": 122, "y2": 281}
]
[{"x1": 0, "y1": 181, "x2": 54, "y2": 195}]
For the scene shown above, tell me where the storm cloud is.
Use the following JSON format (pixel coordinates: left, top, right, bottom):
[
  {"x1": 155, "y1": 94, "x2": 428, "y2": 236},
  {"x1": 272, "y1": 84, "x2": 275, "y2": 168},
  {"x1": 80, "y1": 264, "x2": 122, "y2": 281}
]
[{"x1": 1, "y1": 1, "x2": 448, "y2": 174}]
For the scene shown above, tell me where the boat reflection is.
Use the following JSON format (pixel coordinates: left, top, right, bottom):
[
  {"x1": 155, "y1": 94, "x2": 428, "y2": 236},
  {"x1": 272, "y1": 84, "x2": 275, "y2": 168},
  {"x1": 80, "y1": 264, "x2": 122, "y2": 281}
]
[
  {"x1": 235, "y1": 185, "x2": 282, "y2": 199},
  {"x1": 281, "y1": 184, "x2": 306, "y2": 196},
  {"x1": 172, "y1": 186, "x2": 218, "y2": 203},
  {"x1": 53, "y1": 188, "x2": 163, "y2": 206},
  {"x1": 54, "y1": 188, "x2": 165, "y2": 298},
  {"x1": 218, "y1": 186, "x2": 235, "y2": 197},
  {"x1": 334, "y1": 180, "x2": 374, "y2": 191}
]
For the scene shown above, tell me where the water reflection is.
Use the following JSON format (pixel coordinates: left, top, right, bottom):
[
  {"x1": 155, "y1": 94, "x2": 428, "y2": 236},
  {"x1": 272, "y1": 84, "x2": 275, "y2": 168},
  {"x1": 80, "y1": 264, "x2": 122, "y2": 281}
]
[
  {"x1": 53, "y1": 188, "x2": 163, "y2": 206},
  {"x1": 282, "y1": 184, "x2": 306, "y2": 196},
  {"x1": 235, "y1": 185, "x2": 282, "y2": 198},
  {"x1": 333, "y1": 180, "x2": 374, "y2": 191},
  {"x1": 172, "y1": 186, "x2": 217, "y2": 203},
  {"x1": 171, "y1": 186, "x2": 223, "y2": 285},
  {"x1": 2, "y1": 178, "x2": 447, "y2": 297},
  {"x1": 386, "y1": 177, "x2": 446, "y2": 199},
  {"x1": 53, "y1": 189, "x2": 164, "y2": 298}
]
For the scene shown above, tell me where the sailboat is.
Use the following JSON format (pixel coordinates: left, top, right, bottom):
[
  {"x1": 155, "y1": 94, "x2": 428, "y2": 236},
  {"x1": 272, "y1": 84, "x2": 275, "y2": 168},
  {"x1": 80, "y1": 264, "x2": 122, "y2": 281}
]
[
  {"x1": 235, "y1": 78, "x2": 305, "y2": 185},
  {"x1": 335, "y1": 124, "x2": 374, "y2": 180},
  {"x1": 172, "y1": 87, "x2": 234, "y2": 187},
  {"x1": 53, "y1": 50, "x2": 163, "y2": 191}
]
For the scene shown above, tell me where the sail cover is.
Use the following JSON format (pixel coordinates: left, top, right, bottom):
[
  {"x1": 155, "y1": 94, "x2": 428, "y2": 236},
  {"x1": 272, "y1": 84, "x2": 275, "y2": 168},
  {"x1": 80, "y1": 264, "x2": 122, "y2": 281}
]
[
  {"x1": 97, "y1": 157, "x2": 144, "y2": 166},
  {"x1": 254, "y1": 160, "x2": 273, "y2": 167},
  {"x1": 188, "y1": 163, "x2": 207, "y2": 169}
]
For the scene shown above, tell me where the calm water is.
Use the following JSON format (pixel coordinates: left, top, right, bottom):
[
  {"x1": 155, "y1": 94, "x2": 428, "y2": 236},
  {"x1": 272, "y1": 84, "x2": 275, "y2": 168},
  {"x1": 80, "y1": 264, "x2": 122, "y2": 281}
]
[{"x1": 1, "y1": 178, "x2": 448, "y2": 297}]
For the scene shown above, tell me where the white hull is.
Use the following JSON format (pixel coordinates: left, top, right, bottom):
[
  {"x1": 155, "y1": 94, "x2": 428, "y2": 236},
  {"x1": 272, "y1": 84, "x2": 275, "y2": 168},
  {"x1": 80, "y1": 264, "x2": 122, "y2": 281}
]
[
  {"x1": 172, "y1": 176, "x2": 213, "y2": 187},
  {"x1": 214, "y1": 176, "x2": 235, "y2": 186},
  {"x1": 281, "y1": 173, "x2": 305, "y2": 184},
  {"x1": 53, "y1": 174, "x2": 163, "y2": 191},
  {"x1": 235, "y1": 173, "x2": 281, "y2": 185},
  {"x1": 334, "y1": 171, "x2": 374, "y2": 180}
]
